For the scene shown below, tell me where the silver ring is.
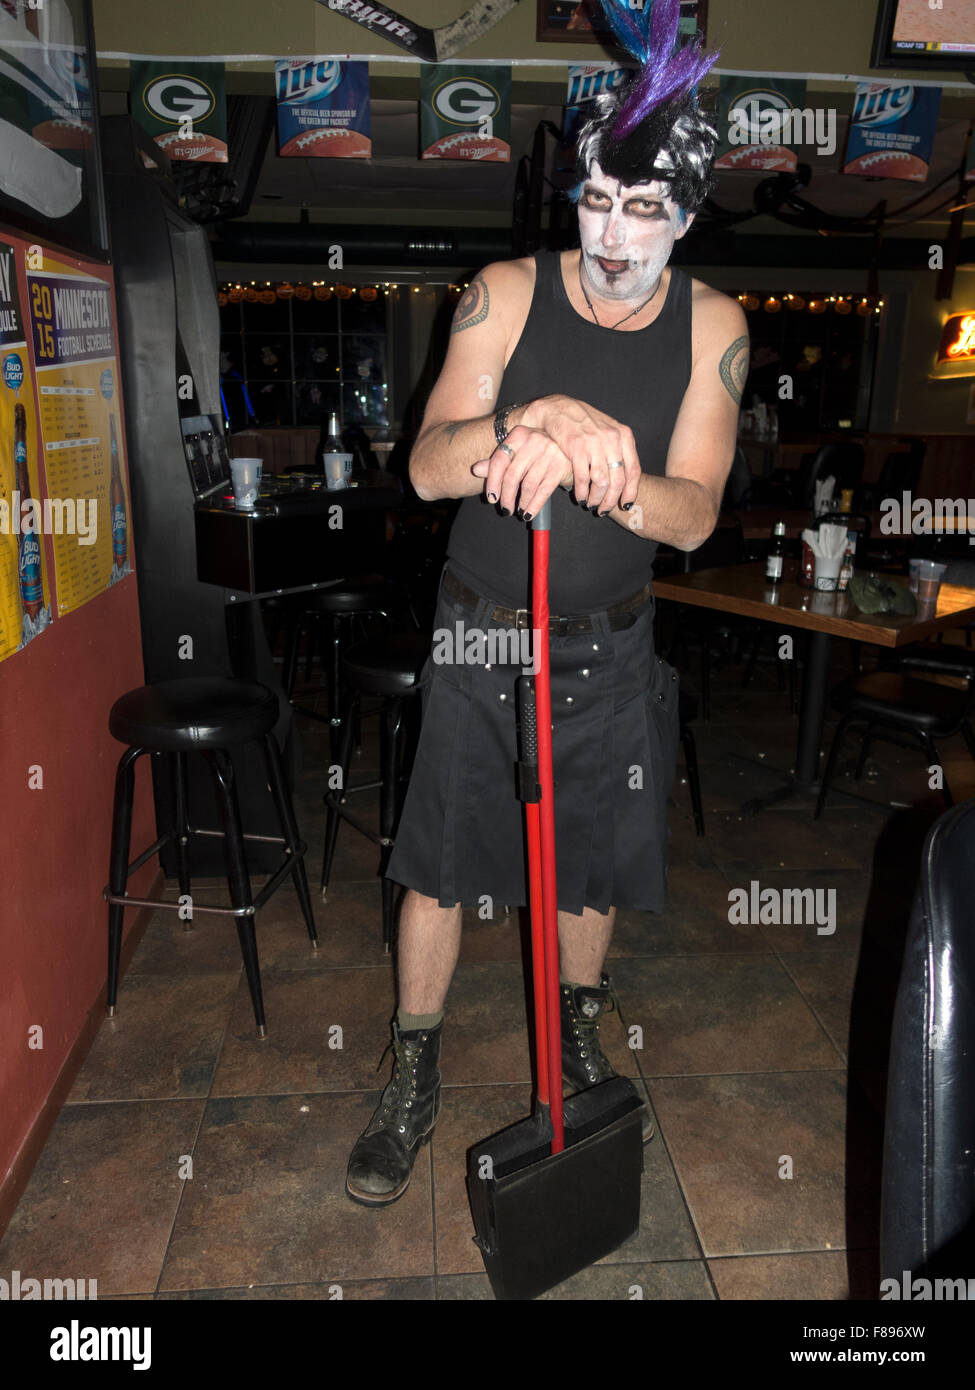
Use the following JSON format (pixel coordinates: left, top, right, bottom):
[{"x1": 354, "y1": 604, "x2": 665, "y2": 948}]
[
  {"x1": 497, "y1": 442, "x2": 515, "y2": 460},
  {"x1": 608, "y1": 459, "x2": 624, "y2": 470}
]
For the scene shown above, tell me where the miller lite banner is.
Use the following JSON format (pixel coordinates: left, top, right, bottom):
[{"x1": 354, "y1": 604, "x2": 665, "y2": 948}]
[
  {"x1": 563, "y1": 62, "x2": 631, "y2": 149},
  {"x1": 419, "y1": 65, "x2": 511, "y2": 162},
  {"x1": 130, "y1": 61, "x2": 228, "y2": 163},
  {"x1": 842, "y1": 82, "x2": 941, "y2": 182},
  {"x1": 713, "y1": 77, "x2": 808, "y2": 172},
  {"x1": 275, "y1": 59, "x2": 371, "y2": 158}
]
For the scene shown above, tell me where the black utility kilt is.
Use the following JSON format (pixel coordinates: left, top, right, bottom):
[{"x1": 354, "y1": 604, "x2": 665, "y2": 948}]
[{"x1": 385, "y1": 568, "x2": 680, "y2": 916}]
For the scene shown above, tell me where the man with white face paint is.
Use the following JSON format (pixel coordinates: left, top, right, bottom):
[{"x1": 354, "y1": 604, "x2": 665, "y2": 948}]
[{"x1": 347, "y1": 0, "x2": 748, "y2": 1209}]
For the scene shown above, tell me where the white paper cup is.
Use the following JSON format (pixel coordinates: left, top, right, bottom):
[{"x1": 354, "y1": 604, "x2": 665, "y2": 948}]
[
  {"x1": 323, "y1": 451, "x2": 353, "y2": 489},
  {"x1": 230, "y1": 456, "x2": 262, "y2": 509},
  {"x1": 813, "y1": 553, "x2": 844, "y2": 591}
]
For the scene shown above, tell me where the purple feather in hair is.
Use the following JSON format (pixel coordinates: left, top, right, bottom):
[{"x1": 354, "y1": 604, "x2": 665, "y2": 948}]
[{"x1": 598, "y1": 0, "x2": 720, "y2": 138}]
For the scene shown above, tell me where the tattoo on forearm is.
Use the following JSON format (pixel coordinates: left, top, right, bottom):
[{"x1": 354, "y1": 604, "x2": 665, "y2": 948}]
[
  {"x1": 451, "y1": 275, "x2": 489, "y2": 333},
  {"x1": 719, "y1": 335, "x2": 749, "y2": 405},
  {"x1": 443, "y1": 420, "x2": 467, "y2": 444}
]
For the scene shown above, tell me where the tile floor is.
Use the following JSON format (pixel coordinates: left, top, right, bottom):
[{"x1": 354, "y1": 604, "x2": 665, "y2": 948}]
[{"x1": 2, "y1": 630, "x2": 971, "y2": 1301}]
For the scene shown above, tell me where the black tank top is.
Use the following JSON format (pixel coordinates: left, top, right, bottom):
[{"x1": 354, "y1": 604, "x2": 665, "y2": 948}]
[{"x1": 447, "y1": 251, "x2": 693, "y2": 612}]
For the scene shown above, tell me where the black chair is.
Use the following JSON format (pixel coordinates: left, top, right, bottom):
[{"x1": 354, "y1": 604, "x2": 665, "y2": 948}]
[
  {"x1": 880, "y1": 799, "x2": 975, "y2": 1284},
  {"x1": 815, "y1": 670, "x2": 975, "y2": 817},
  {"x1": 321, "y1": 632, "x2": 430, "y2": 951},
  {"x1": 860, "y1": 440, "x2": 925, "y2": 512},
  {"x1": 104, "y1": 678, "x2": 318, "y2": 1036}
]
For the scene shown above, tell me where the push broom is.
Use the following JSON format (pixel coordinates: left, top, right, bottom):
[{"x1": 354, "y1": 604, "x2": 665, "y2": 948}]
[{"x1": 466, "y1": 501, "x2": 647, "y2": 1300}]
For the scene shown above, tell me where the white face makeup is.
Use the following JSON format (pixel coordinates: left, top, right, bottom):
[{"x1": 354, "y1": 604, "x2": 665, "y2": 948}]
[{"x1": 577, "y1": 160, "x2": 691, "y2": 304}]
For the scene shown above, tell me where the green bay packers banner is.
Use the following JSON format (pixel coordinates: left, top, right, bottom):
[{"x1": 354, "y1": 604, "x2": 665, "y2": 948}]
[
  {"x1": 419, "y1": 64, "x2": 511, "y2": 162},
  {"x1": 275, "y1": 59, "x2": 371, "y2": 158},
  {"x1": 130, "y1": 61, "x2": 228, "y2": 164},
  {"x1": 713, "y1": 76, "x2": 809, "y2": 173}
]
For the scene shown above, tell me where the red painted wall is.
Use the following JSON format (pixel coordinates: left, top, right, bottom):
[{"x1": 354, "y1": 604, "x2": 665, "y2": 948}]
[{"x1": 0, "y1": 570, "x2": 154, "y2": 1190}]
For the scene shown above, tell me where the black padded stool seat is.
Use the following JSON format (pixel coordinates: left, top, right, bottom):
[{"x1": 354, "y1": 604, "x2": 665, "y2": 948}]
[
  {"x1": 832, "y1": 672, "x2": 969, "y2": 734},
  {"x1": 342, "y1": 632, "x2": 431, "y2": 697},
  {"x1": 104, "y1": 676, "x2": 317, "y2": 1036},
  {"x1": 109, "y1": 678, "x2": 279, "y2": 752},
  {"x1": 309, "y1": 574, "x2": 396, "y2": 615}
]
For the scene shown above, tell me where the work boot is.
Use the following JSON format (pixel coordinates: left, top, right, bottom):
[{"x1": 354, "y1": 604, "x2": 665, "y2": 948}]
[
  {"x1": 346, "y1": 1020, "x2": 442, "y2": 1207},
  {"x1": 561, "y1": 974, "x2": 654, "y2": 1142}
]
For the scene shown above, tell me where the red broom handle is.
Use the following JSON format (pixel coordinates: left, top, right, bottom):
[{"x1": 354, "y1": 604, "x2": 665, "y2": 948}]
[
  {"x1": 525, "y1": 802, "x2": 549, "y2": 1106},
  {"x1": 532, "y1": 506, "x2": 564, "y2": 1154}
]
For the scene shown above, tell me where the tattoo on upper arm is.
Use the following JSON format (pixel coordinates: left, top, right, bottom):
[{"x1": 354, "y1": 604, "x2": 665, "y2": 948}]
[
  {"x1": 719, "y1": 335, "x2": 749, "y2": 405},
  {"x1": 451, "y1": 275, "x2": 489, "y2": 333}
]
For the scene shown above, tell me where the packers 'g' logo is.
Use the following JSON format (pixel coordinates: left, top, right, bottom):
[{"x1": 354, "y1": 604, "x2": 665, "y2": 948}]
[
  {"x1": 432, "y1": 78, "x2": 499, "y2": 127},
  {"x1": 143, "y1": 75, "x2": 215, "y2": 126}
]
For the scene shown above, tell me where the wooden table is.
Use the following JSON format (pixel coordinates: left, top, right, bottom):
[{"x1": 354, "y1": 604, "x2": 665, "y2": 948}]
[{"x1": 654, "y1": 561, "x2": 975, "y2": 810}]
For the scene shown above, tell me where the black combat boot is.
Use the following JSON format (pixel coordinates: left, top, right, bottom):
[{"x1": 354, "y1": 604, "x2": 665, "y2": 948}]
[
  {"x1": 346, "y1": 1020, "x2": 442, "y2": 1207},
  {"x1": 561, "y1": 974, "x2": 654, "y2": 1141}
]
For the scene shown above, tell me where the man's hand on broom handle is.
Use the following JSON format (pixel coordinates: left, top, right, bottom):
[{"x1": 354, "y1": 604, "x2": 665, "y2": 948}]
[{"x1": 470, "y1": 395, "x2": 642, "y2": 521}]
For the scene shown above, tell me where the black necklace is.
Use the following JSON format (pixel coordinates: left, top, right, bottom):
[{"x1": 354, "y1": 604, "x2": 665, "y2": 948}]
[{"x1": 578, "y1": 257, "x2": 662, "y2": 329}]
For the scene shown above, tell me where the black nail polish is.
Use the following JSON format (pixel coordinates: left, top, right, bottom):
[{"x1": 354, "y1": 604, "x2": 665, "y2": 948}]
[
  {"x1": 499, "y1": 506, "x2": 510, "y2": 517},
  {"x1": 516, "y1": 508, "x2": 525, "y2": 519},
  {"x1": 523, "y1": 511, "x2": 533, "y2": 522},
  {"x1": 622, "y1": 501, "x2": 634, "y2": 511},
  {"x1": 486, "y1": 492, "x2": 497, "y2": 503}
]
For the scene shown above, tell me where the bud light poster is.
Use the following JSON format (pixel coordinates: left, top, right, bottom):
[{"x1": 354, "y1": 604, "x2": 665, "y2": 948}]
[
  {"x1": 842, "y1": 82, "x2": 941, "y2": 182},
  {"x1": 275, "y1": 59, "x2": 371, "y2": 158},
  {"x1": 0, "y1": 236, "x2": 52, "y2": 662},
  {"x1": 130, "y1": 61, "x2": 228, "y2": 163},
  {"x1": 713, "y1": 76, "x2": 809, "y2": 172},
  {"x1": 419, "y1": 65, "x2": 511, "y2": 162}
]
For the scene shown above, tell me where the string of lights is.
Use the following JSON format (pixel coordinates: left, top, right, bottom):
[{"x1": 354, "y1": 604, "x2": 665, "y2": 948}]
[{"x1": 217, "y1": 280, "x2": 468, "y2": 304}]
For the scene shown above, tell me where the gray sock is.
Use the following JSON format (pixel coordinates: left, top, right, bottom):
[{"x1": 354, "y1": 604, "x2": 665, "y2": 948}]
[{"x1": 397, "y1": 1007, "x2": 444, "y2": 1032}]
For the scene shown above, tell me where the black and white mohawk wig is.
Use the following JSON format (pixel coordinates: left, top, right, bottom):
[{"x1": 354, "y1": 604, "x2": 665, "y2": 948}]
[{"x1": 573, "y1": 0, "x2": 720, "y2": 214}]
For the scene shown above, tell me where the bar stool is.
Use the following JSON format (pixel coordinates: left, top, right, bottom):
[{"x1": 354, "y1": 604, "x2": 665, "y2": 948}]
[
  {"x1": 104, "y1": 677, "x2": 318, "y2": 1037},
  {"x1": 282, "y1": 574, "x2": 402, "y2": 757},
  {"x1": 321, "y1": 633, "x2": 430, "y2": 951}
]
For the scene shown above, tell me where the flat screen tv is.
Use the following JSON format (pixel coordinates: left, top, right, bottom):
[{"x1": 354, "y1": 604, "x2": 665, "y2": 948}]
[{"x1": 871, "y1": 0, "x2": 975, "y2": 71}]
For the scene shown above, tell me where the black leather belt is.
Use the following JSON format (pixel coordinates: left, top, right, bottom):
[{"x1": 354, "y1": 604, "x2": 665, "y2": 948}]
[{"x1": 443, "y1": 569, "x2": 652, "y2": 636}]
